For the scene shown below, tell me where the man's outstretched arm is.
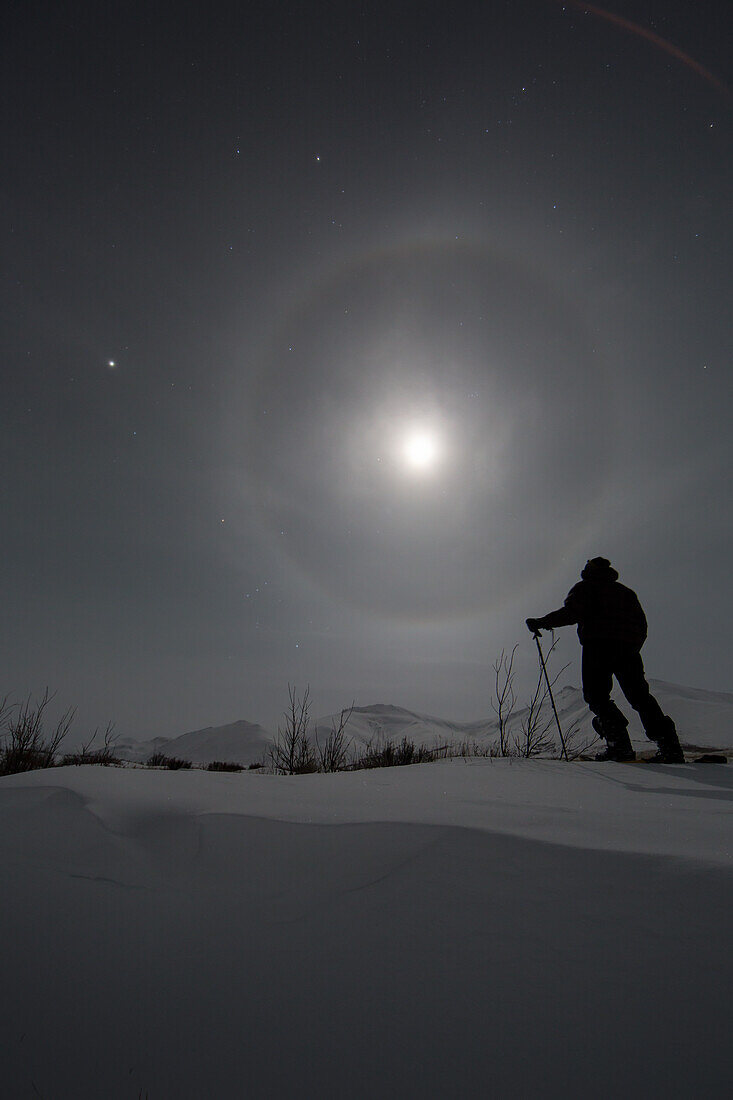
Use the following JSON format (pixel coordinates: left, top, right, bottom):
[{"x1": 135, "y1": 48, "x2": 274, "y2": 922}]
[{"x1": 526, "y1": 589, "x2": 581, "y2": 633}]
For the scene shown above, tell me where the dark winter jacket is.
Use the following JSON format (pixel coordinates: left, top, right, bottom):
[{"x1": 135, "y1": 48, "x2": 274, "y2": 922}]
[{"x1": 538, "y1": 559, "x2": 648, "y2": 649}]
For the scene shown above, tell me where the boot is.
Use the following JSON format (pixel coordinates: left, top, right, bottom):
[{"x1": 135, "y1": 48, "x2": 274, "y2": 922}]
[
  {"x1": 593, "y1": 716, "x2": 636, "y2": 762},
  {"x1": 646, "y1": 717, "x2": 684, "y2": 763},
  {"x1": 594, "y1": 736, "x2": 636, "y2": 762}
]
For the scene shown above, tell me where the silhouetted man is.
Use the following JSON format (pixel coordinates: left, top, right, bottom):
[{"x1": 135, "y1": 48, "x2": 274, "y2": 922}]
[{"x1": 526, "y1": 557, "x2": 683, "y2": 762}]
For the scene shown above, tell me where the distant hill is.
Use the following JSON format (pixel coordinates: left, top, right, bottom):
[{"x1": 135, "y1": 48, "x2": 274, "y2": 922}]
[
  {"x1": 116, "y1": 719, "x2": 271, "y2": 766},
  {"x1": 313, "y1": 703, "x2": 497, "y2": 751},
  {"x1": 114, "y1": 735, "x2": 171, "y2": 761},
  {"x1": 115, "y1": 679, "x2": 732, "y2": 765},
  {"x1": 641, "y1": 679, "x2": 733, "y2": 750},
  {"x1": 315, "y1": 680, "x2": 733, "y2": 755}
]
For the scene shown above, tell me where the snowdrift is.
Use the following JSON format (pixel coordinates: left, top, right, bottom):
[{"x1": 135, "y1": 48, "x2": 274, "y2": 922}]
[{"x1": 1, "y1": 757, "x2": 731, "y2": 1098}]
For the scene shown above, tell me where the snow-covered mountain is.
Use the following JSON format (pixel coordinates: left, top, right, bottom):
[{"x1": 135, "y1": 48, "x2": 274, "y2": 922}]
[
  {"x1": 114, "y1": 679, "x2": 732, "y2": 765},
  {"x1": 114, "y1": 734, "x2": 171, "y2": 761},
  {"x1": 116, "y1": 718, "x2": 271, "y2": 766},
  {"x1": 314, "y1": 702, "x2": 496, "y2": 749},
  {"x1": 642, "y1": 679, "x2": 733, "y2": 749},
  {"x1": 315, "y1": 680, "x2": 733, "y2": 755}
]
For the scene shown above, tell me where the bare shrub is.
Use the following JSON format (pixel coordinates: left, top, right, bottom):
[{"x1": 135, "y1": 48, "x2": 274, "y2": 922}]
[
  {"x1": 146, "y1": 752, "x2": 192, "y2": 769},
  {"x1": 428, "y1": 741, "x2": 457, "y2": 760},
  {"x1": 514, "y1": 635, "x2": 590, "y2": 759},
  {"x1": 315, "y1": 704, "x2": 354, "y2": 772},
  {"x1": 506, "y1": 635, "x2": 562, "y2": 758},
  {"x1": 451, "y1": 738, "x2": 500, "y2": 758},
  {"x1": 560, "y1": 719, "x2": 595, "y2": 761},
  {"x1": 0, "y1": 695, "x2": 12, "y2": 730},
  {"x1": 492, "y1": 646, "x2": 518, "y2": 757},
  {"x1": 513, "y1": 668, "x2": 556, "y2": 758},
  {"x1": 163, "y1": 756, "x2": 192, "y2": 770},
  {"x1": 268, "y1": 685, "x2": 317, "y2": 774},
  {"x1": 62, "y1": 722, "x2": 120, "y2": 766},
  {"x1": 207, "y1": 760, "x2": 244, "y2": 772},
  {"x1": 0, "y1": 689, "x2": 75, "y2": 775},
  {"x1": 352, "y1": 735, "x2": 437, "y2": 770}
]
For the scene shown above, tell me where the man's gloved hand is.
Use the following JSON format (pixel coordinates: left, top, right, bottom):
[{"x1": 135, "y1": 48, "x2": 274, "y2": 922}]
[{"x1": 525, "y1": 618, "x2": 543, "y2": 635}]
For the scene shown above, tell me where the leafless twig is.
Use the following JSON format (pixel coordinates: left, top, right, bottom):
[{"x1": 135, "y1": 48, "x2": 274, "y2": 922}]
[
  {"x1": 268, "y1": 684, "x2": 316, "y2": 774},
  {"x1": 0, "y1": 688, "x2": 75, "y2": 774},
  {"x1": 315, "y1": 703, "x2": 354, "y2": 772},
  {"x1": 491, "y1": 645, "x2": 518, "y2": 756}
]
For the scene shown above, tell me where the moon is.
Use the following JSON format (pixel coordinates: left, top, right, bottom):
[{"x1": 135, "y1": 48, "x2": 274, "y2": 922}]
[{"x1": 402, "y1": 430, "x2": 440, "y2": 471}]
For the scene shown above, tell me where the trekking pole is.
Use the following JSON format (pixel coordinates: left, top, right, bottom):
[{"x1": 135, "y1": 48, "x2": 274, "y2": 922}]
[{"x1": 533, "y1": 631, "x2": 569, "y2": 761}]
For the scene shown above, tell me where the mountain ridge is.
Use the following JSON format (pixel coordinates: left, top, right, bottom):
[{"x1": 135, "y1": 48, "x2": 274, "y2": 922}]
[{"x1": 114, "y1": 679, "x2": 733, "y2": 764}]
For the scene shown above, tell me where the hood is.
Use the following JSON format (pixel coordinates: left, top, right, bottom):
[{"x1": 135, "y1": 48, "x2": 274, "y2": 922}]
[{"x1": 581, "y1": 556, "x2": 619, "y2": 582}]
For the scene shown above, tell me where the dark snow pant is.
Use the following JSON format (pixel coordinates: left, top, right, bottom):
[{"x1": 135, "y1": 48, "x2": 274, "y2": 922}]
[{"x1": 581, "y1": 641, "x2": 666, "y2": 741}]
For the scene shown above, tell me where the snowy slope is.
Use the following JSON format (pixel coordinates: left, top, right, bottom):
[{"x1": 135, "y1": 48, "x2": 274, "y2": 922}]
[
  {"x1": 316, "y1": 679, "x2": 733, "y2": 755},
  {"x1": 1, "y1": 758, "x2": 731, "y2": 1098},
  {"x1": 113, "y1": 734, "x2": 171, "y2": 760},
  {"x1": 313, "y1": 701, "x2": 495, "y2": 749},
  {"x1": 644, "y1": 679, "x2": 733, "y2": 748},
  {"x1": 116, "y1": 718, "x2": 271, "y2": 765},
  {"x1": 151, "y1": 717, "x2": 271, "y2": 765}
]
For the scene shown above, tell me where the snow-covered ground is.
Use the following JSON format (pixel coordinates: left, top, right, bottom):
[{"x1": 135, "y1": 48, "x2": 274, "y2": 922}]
[{"x1": 1, "y1": 755, "x2": 731, "y2": 1098}]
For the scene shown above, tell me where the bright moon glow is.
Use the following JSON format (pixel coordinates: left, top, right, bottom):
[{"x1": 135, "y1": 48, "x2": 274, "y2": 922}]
[{"x1": 403, "y1": 431, "x2": 439, "y2": 470}]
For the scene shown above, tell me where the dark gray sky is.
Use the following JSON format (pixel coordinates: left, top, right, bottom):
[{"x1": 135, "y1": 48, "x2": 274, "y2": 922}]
[{"x1": 3, "y1": 0, "x2": 731, "y2": 739}]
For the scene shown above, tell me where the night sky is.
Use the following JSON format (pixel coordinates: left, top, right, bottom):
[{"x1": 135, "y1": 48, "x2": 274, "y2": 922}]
[{"x1": 3, "y1": 1, "x2": 731, "y2": 740}]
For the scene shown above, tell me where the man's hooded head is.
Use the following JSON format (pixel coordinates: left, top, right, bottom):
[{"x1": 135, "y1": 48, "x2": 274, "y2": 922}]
[{"x1": 581, "y1": 557, "x2": 619, "y2": 582}]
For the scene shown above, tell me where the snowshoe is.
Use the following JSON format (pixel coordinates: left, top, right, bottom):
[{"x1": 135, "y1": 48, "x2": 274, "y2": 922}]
[
  {"x1": 595, "y1": 742, "x2": 636, "y2": 762},
  {"x1": 592, "y1": 715, "x2": 635, "y2": 761},
  {"x1": 645, "y1": 717, "x2": 685, "y2": 763},
  {"x1": 644, "y1": 743, "x2": 685, "y2": 764}
]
